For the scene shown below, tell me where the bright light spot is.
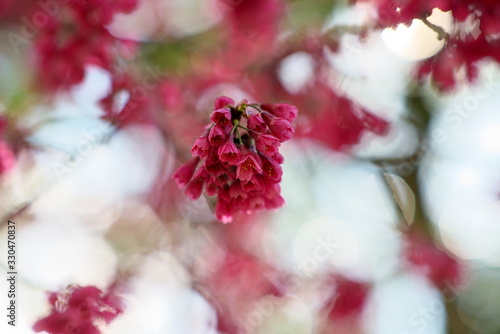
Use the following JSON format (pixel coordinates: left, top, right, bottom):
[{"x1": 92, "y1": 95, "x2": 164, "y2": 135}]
[
  {"x1": 293, "y1": 216, "x2": 360, "y2": 275},
  {"x1": 11, "y1": 218, "x2": 117, "y2": 290},
  {"x1": 382, "y1": 8, "x2": 452, "y2": 61},
  {"x1": 438, "y1": 199, "x2": 500, "y2": 262},
  {"x1": 112, "y1": 90, "x2": 130, "y2": 114},
  {"x1": 363, "y1": 273, "x2": 446, "y2": 334},
  {"x1": 109, "y1": 0, "x2": 218, "y2": 40},
  {"x1": 278, "y1": 52, "x2": 315, "y2": 95},
  {"x1": 457, "y1": 168, "x2": 478, "y2": 185},
  {"x1": 479, "y1": 124, "x2": 500, "y2": 152}
]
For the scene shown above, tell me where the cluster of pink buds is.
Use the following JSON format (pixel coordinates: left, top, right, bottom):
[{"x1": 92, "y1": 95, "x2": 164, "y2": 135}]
[{"x1": 173, "y1": 96, "x2": 297, "y2": 223}]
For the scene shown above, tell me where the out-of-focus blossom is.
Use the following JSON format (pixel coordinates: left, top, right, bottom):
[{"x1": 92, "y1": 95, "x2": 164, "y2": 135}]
[
  {"x1": 0, "y1": 140, "x2": 15, "y2": 174},
  {"x1": 217, "y1": 0, "x2": 284, "y2": 66},
  {"x1": 205, "y1": 250, "x2": 283, "y2": 333},
  {"x1": 99, "y1": 74, "x2": 153, "y2": 127},
  {"x1": 303, "y1": 92, "x2": 389, "y2": 151},
  {"x1": 0, "y1": 116, "x2": 15, "y2": 174},
  {"x1": 364, "y1": 0, "x2": 500, "y2": 91},
  {"x1": 31, "y1": 0, "x2": 138, "y2": 91},
  {"x1": 0, "y1": 0, "x2": 13, "y2": 17},
  {"x1": 367, "y1": 0, "x2": 497, "y2": 28},
  {"x1": 323, "y1": 275, "x2": 371, "y2": 320},
  {"x1": 33, "y1": 285, "x2": 122, "y2": 334},
  {"x1": 404, "y1": 232, "x2": 462, "y2": 288},
  {"x1": 416, "y1": 34, "x2": 498, "y2": 91}
]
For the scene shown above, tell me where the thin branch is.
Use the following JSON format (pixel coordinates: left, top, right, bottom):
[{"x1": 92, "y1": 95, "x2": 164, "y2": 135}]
[{"x1": 421, "y1": 17, "x2": 450, "y2": 41}]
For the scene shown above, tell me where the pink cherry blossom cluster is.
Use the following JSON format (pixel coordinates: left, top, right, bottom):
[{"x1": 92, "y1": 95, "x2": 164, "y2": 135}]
[
  {"x1": 173, "y1": 96, "x2": 297, "y2": 223},
  {"x1": 33, "y1": 285, "x2": 122, "y2": 334}
]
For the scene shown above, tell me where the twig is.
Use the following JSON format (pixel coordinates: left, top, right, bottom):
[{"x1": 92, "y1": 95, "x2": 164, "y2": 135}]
[{"x1": 421, "y1": 17, "x2": 449, "y2": 41}]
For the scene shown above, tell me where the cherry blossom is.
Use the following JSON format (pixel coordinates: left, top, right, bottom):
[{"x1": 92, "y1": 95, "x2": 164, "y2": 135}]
[{"x1": 173, "y1": 96, "x2": 297, "y2": 223}]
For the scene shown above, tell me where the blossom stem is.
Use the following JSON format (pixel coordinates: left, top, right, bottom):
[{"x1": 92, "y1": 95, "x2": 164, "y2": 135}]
[
  {"x1": 247, "y1": 105, "x2": 262, "y2": 113},
  {"x1": 236, "y1": 128, "x2": 243, "y2": 145},
  {"x1": 231, "y1": 120, "x2": 240, "y2": 135},
  {"x1": 421, "y1": 17, "x2": 449, "y2": 40}
]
